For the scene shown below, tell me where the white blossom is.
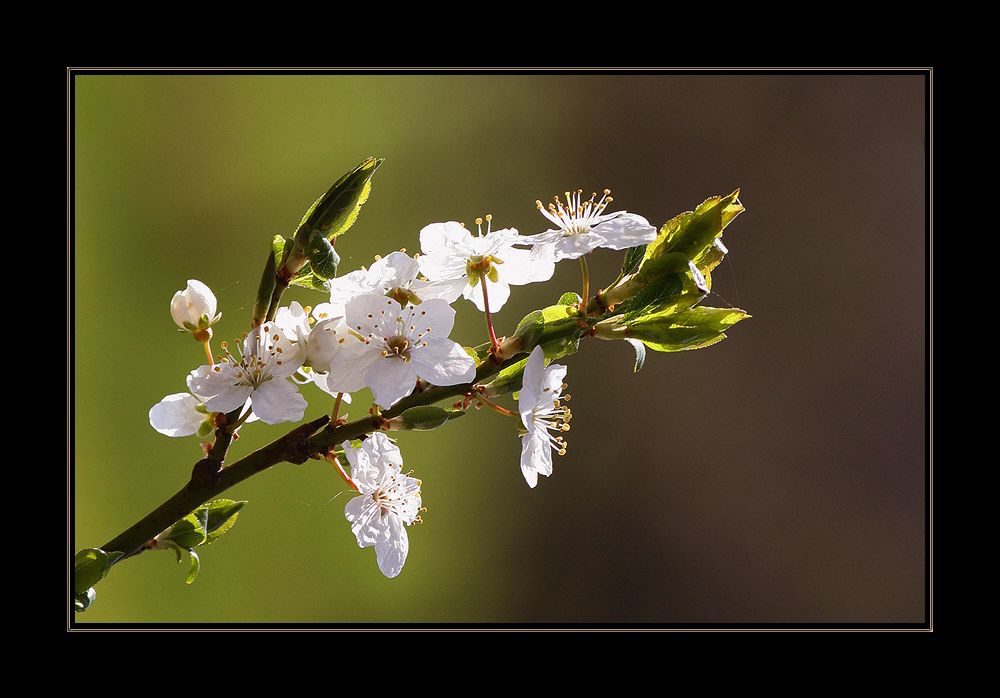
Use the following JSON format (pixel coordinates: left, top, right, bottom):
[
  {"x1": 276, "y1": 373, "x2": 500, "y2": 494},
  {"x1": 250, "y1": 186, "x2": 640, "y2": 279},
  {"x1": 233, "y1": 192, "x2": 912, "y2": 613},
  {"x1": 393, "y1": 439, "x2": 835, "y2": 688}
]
[
  {"x1": 170, "y1": 279, "x2": 220, "y2": 333},
  {"x1": 342, "y1": 432, "x2": 423, "y2": 578},
  {"x1": 315, "y1": 250, "x2": 457, "y2": 321},
  {"x1": 318, "y1": 294, "x2": 476, "y2": 408},
  {"x1": 417, "y1": 219, "x2": 554, "y2": 312},
  {"x1": 187, "y1": 322, "x2": 307, "y2": 425},
  {"x1": 517, "y1": 346, "x2": 571, "y2": 488},
  {"x1": 526, "y1": 189, "x2": 657, "y2": 262}
]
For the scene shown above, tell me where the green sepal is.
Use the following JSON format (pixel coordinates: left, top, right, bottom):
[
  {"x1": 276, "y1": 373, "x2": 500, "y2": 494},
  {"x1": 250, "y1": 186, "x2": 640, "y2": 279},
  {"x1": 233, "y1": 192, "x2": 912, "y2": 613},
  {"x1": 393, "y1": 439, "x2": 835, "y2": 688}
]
[
  {"x1": 392, "y1": 405, "x2": 466, "y2": 431},
  {"x1": 627, "y1": 306, "x2": 750, "y2": 353},
  {"x1": 557, "y1": 291, "x2": 582, "y2": 307},
  {"x1": 294, "y1": 156, "x2": 383, "y2": 242}
]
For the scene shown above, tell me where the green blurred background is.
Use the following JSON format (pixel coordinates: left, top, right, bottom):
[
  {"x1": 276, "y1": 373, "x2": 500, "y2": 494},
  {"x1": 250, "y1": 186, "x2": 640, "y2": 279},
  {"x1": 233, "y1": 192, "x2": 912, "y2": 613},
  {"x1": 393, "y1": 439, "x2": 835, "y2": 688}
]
[{"x1": 71, "y1": 72, "x2": 928, "y2": 625}]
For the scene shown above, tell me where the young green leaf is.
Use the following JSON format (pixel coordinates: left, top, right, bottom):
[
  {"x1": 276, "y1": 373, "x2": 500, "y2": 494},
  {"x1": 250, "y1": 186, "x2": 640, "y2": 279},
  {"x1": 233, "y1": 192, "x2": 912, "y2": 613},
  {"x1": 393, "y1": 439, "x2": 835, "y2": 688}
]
[
  {"x1": 304, "y1": 229, "x2": 341, "y2": 281},
  {"x1": 389, "y1": 405, "x2": 466, "y2": 431},
  {"x1": 643, "y1": 189, "x2": 742, "y2": 265},
  {"x1": 293, "y1": 156, "x2": 384, "y2": 242},
  {"x1": 627, "y1": 306, "x2": 750, "y2": 353},
  {"x1": 185, "y1": 548, "x2": 201, "y2": 584},
  {"x1": 73, "y1": 548, "x2": 123, "y2": 596},
  {"x1": 203, "y1": 499, "x2": 246, "y2": 544}
]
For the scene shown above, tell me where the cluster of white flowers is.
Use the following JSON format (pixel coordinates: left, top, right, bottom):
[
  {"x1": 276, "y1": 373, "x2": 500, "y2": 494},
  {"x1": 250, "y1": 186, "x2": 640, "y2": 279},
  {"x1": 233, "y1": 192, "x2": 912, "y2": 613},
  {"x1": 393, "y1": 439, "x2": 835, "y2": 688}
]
[{"x1": 149, "y1": 190, "x2": 656, "y2": 577}]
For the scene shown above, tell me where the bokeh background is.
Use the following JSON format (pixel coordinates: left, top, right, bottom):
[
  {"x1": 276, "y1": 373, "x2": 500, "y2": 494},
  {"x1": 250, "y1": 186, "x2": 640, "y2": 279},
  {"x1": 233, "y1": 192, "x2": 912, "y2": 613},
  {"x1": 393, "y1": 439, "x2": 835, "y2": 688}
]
[{"x1": 71, "y1": 71, "x2": 929, "y2": 625}]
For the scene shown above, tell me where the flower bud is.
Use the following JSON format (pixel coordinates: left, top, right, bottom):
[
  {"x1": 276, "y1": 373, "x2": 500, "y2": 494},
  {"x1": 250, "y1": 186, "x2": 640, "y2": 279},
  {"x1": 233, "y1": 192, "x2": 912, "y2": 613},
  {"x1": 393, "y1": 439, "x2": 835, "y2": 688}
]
[{"x1": 170, "y1": 279, "x2": 221, "y2": 339}]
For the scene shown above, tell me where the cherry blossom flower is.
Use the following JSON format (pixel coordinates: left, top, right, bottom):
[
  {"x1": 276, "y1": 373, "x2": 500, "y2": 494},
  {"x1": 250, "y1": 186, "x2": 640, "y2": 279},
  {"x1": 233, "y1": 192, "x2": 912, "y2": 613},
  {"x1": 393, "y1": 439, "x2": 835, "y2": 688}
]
[
  {"x1": 517, "y1": 346, "x2": 571, "y2": 488},
  {"x1": 417, "y1": 219, "x2": 554, "y2": 312},
  {"x1": 318, "y1": 294, "x2": 476, "y2": 408},
  {"x1": 526, "y1": 189, "x2": 657, "y2": 262},
  {"x1": 342, "y1": 432, "x2": 423, "y2": 578},
  {"x1": 186, "y1": 322, "x2": 307, "y2": 425},
  {"x1": 315, "y1": 251, "x2": 457, "y2": 321},
  {"x1": 170, "y1": 279, "x2": 220, "y2": 335}
]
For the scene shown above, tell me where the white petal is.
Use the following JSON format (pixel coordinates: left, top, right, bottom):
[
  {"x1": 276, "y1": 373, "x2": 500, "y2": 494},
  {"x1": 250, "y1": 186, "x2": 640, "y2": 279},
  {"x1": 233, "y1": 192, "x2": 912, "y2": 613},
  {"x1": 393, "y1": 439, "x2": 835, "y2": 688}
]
[
  {"x1": 188, "y1": 364, "x2": 251, "y2": 415},
  {"x1": 170, "y1": 279, "x2": 217, "y2": 328},
  {"x1": 410, "y1": 277, "x2": 466, "y2": 304},
  {"x1": 366, "y1": 357, "x2": 417, "y2": 408},
  {"x1": 496, "y1": 246, "x2": 555, "y2": 286},
  {"x1": 149, "y1": 393, "x2": 204, "y2": 437},
  {"x1": 411, "y1": 336, "x2": 476, "y2": 387},
  {"x1": 248, "y1": 378, "x2": 307, "y2": 424},
  {"x1": 591, "y1": 212, "x2": 657, "y2": 250},
  {"x1": 553, "y1": 231, "x2": 607, "y2": 260},
  {"x1": 370, "y1": 251, "x2": 420, "y2": 287},
  {"x1": 519, "y1": 431, "x2": 553, "y2": 488},
  {"x1": 419, "y1": 221, "x2": 472, "y2": 255},
  {"x1": 345, "y1": 495, "x2": 382, "y2": 547},
  {"x1": 323, "y1": 340, "x2": 380, "y2": 395},
  {"x1": 374, "y1": 515, "x2": 409, "y2": 578},
  {"x1": 406, "y1": 297, "x2": 456, "y2": 338}
]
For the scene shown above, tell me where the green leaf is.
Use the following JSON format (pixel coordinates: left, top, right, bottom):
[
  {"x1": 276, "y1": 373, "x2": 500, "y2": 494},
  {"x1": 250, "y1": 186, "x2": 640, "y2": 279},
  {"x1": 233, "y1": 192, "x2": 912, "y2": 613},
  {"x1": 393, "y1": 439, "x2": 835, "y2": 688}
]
[
  {"x1": 166, "y1": 509, "x2": 209, "y2": 549},
  {"x1": 616, "y1": 253, "x2": 703, "y2": 323},
  {"x1": 643, "y1": 189, "x2": 742, "y2": 264},
  {"x1": 304, "y1": 229, "x2": 341, "y2": 281},
  {"x1": 289, "y1": 263, "x2": 337, "y2": 292},
  {"x1": 620, "y1": 244, "x2": 647, "y2": 277},
  {"x1": 294, "y1": 156, "x2": 383, "y2": 242},
  {"x1": 627, "y1": 306, "x2": 750, "y2": 353},
  {"x1": 73, "y1": 548, "x2": 123, "y2": 596},
  {"x1": 392, "y1": 405, "x2": 466, "y2": 431},
  {"x1": 203, "y1": 499, "x2": 246, "y2": 544},
  {"x1": 185, "y1": 548, "x2": 201, "y2": 584},
  {"x1": 74, "y1": 587, "x2": 96, "y2": 612}
]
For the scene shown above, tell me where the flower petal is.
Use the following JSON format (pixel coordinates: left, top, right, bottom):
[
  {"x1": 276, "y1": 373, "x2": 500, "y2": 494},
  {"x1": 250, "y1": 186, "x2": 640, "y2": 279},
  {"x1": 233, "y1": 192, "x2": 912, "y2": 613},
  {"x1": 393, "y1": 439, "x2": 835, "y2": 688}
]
[
  {"x1": 411, "y1": 335, "x2": 476, "y2": 387},
  {"x1": 374, "y1": 514, "x2": 409, "y2": 578},
  {"x1": 149, "y1": 393, "x2": 205, "y2": 437},
  {"x1": 248, "y1": 378, "x2": 307, "y2": 424},
  {"x1": 366, "y1": 357, "x2": 418, "y2": 408},
  {"x1": 591, "y1": 212, "x2": 657, "y2": 250}
]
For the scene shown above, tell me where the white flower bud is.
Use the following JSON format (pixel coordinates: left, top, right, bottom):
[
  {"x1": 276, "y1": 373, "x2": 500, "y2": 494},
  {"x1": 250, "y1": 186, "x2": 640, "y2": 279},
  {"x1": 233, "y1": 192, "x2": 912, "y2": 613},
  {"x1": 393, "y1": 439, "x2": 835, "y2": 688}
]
[{"x1": 170, "y1": 279, "x2": 220, "y2": 336}]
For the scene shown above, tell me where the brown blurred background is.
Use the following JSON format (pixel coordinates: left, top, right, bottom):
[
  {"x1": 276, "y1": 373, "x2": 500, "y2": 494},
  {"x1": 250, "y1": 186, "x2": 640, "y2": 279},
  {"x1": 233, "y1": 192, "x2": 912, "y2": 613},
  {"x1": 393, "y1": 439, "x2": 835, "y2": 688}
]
[{"x1": 71, "y1": 71, "x2": 929, "y2": 625}]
